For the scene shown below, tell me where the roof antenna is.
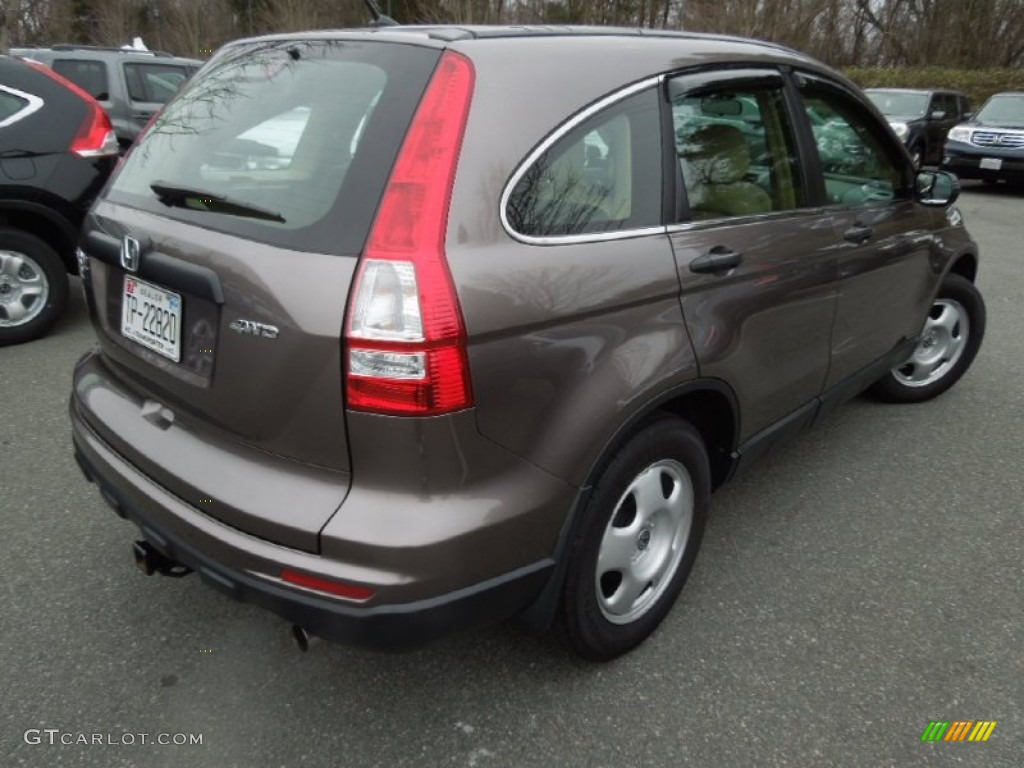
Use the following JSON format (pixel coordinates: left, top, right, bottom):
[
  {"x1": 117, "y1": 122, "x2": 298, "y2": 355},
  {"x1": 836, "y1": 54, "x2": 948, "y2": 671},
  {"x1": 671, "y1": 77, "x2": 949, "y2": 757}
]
[{"x1": 364, "y1": 0, "x2": 398, "y2": 27}]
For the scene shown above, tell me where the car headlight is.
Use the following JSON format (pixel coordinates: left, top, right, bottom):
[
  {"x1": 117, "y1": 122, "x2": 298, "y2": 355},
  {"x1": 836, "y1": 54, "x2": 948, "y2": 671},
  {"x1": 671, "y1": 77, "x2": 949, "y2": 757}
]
[
  {"x1": 947, "y1": 126, "x2": 971, "y2": 143},
  {"x1": 889, "y1": 121, "x2": 910, "y2": 141}
]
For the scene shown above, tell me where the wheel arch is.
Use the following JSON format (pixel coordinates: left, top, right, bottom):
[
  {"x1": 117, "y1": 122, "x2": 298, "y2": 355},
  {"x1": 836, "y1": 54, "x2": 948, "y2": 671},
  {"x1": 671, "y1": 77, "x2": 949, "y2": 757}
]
[
  {"x1": 0, "y1": 202, "x2": 79, "y2": 275},
  {"x1": 516, "y1": 378, "x2": 739, "y2": 633},
  {"x1": 946, "y1": 252, "x2": 977, "y2": 283}
]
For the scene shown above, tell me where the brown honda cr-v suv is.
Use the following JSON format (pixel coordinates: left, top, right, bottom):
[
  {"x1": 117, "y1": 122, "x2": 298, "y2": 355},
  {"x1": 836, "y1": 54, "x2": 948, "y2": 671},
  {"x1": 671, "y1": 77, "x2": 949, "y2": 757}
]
[{"x1": 70, "y1": 26, "x2": 985, "y2": 661}]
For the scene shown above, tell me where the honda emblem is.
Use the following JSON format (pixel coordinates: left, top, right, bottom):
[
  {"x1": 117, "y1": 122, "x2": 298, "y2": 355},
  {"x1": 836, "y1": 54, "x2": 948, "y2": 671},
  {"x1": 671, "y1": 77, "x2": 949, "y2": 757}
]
[{"x1": 120, "y1": 236, "x2": 140, "y2": 273}]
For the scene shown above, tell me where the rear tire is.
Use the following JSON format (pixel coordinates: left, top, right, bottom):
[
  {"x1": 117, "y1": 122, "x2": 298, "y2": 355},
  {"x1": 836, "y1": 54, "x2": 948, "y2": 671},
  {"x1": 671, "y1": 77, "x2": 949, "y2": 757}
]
[
  {"x1": 0, "y1": 228, "x2": 69, "y2": 346},
  {"x1": 556, "y1": 417, "x2": 710, "y2": 661},
  {"x1": 869, "y1": 273, "x2": 985, "y2": 403}
]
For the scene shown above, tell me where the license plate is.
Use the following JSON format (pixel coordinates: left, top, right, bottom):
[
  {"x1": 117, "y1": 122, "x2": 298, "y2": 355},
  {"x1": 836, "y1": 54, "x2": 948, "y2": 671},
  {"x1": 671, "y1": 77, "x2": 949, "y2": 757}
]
[
  {"x1": 121, "y1": 275, "x2": 182, "y2": 362},
  {"x1": 980, "y1": 157, "x2": 1003, "y2": 170}
]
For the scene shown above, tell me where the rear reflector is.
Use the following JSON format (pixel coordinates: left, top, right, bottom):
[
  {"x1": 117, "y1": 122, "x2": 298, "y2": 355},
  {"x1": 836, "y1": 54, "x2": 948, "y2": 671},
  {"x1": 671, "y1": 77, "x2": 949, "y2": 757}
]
[
  {"x1": 281, "y1": 569, "x2": 375, "y2": 601},
  {"x1": 345, "y1": 51, "x2": 475, "y2": 416}
]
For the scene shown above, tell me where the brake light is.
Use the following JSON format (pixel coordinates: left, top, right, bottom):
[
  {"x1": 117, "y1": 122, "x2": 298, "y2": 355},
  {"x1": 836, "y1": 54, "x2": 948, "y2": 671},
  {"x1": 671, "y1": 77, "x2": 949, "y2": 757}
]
[
  {"x1": 345, "y1": 51, "x2": 475, "y2": 416},
  {"x1": 24, "y1": 60, "x2": 118, "y2": 157},
  {"x1": 71, "y1": 102, "x2": 118, "y2": 157}
]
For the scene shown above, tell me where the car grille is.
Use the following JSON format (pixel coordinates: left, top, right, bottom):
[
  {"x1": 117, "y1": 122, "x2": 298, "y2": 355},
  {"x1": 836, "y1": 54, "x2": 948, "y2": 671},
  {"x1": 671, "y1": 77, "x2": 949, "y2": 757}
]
[{"x1": 971, "y1": 130, "x2": 1024, "y2": 149}]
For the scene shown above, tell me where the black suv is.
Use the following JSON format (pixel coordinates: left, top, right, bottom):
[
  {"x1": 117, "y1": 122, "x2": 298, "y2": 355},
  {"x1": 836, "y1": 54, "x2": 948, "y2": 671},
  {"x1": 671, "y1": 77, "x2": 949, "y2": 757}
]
[
  {"x1": 0, "y1": 55, "x2": 118, "y2": 345},
  {"x1": 865, "y1": 88, "x2": 971, "y2": 167},
  {"x1": 11, "y1": 45, "x2": 202, "y2": 150}
]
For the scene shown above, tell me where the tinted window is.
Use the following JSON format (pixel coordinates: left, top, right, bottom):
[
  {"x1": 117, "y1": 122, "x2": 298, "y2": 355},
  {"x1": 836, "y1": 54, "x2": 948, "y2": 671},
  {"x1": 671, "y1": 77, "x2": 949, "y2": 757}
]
[
  {"x1": 52, "y1": 59, "x2": 109, "y2": 101},
  {"x1": 670, "y1": 78, "x2": 805, "y2": 220},
  {"x1": 931, "y1": 93, "x2": 956, "y2": 118},
  {"x1": 107, "y1": 41, "x2": 439, "y2": 255},
  {"x1": 123, "y1": 62, "x2": 192, "y2": 103},
  {"x1": 802, "y1": 84, "x2": 907, "y2": 206},
  {"x1": 0, "y1": 90, "x2": 28, "y2": 123},
  {"x1": 506, "y1": 88, "x2": 661, "y2": 237}
]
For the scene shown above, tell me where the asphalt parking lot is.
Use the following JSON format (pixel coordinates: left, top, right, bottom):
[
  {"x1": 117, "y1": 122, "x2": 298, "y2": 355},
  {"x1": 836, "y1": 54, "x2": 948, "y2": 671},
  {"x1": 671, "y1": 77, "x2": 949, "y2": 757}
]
[{"x1": 2, "y1": 185, "x2": 1021, "y2": 767}]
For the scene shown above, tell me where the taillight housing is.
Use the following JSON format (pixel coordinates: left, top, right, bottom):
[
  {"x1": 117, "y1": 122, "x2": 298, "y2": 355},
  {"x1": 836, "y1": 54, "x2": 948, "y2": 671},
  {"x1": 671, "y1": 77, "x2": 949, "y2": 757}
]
[
  {"x1": 24, "y1": 59, "x2": 118, "y2": 158},
  {"x1": 70, "y1": 102, "x2": 118, "y2": 157},
  {"x1": 344, "y1": 51, "x2": 475, "y2": 416}
]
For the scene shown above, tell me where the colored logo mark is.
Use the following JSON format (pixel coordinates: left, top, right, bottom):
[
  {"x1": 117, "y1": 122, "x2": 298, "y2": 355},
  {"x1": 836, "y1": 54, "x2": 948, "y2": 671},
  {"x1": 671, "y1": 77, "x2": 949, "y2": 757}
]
[{"x1": 921, "y1": 720, "x2": 997, "y2": 742}]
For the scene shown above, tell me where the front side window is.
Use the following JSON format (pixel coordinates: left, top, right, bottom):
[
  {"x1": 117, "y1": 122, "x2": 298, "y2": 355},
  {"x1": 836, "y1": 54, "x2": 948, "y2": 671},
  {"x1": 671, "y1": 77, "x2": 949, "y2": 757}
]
[
  {"x1": 52, "y1": 59, "x2": 109, "y2": 101},
  {"x1": 670, "y1": 76, "x2": 805, "y2": 220},
  {"x1": 506, "y1": 87, "x2": 661, "y2": 238},
  {"x1": 123, "y1": 63, "x2": 192, "y2": 104},
  {"x1": 931, "y1": 93, "x2": 956, "y2": 118},
  {"x1": 802, "y1": 83, "x2": 907, "y2": 206}
]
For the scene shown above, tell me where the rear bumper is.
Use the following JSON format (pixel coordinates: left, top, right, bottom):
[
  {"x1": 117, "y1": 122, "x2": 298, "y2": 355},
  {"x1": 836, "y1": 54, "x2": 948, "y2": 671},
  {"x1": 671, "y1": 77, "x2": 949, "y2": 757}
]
[{"x1": 72, "y1": 420, "x2": 556, "y2": 649}]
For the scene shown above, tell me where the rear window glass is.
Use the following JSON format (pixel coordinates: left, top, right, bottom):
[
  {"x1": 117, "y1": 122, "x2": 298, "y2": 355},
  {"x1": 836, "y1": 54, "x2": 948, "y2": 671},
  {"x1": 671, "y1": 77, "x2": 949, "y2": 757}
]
[
  {"x1": 123, "y1": 62, "x2": 192, "y2": 103},
  {"x1": 107, "y1": 41, "x2": 440, "y2": 255},
  {"x1": 52, "y1": 59, "x2": 110, "y2": 101}
]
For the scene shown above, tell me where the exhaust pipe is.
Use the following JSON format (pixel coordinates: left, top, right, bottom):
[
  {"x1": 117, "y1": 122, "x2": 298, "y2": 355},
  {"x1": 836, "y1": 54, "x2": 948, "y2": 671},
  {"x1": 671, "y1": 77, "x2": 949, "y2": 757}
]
[
  {"x1": 133, "y1": 540, "x2": 192, "y2": 578},
  {"x1": 291, "y1": 624, "x2": 310, "y2": 653}
]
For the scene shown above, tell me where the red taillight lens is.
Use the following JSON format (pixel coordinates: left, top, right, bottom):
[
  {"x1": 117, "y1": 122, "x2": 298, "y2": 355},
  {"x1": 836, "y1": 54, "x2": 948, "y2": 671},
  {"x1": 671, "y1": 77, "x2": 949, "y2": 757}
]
[
  {"x1": 71, "y1": 102, "x2": 118, "y2": 157},
  {"x1": 24, "y1": 60, "x2": 118, "y2": 157},
  {"x1": 345, "y1": 51, "x2": 475, "y2": 416},
  {"x1": 281, "y1": 569, "x2": 375, "y2": 601}
]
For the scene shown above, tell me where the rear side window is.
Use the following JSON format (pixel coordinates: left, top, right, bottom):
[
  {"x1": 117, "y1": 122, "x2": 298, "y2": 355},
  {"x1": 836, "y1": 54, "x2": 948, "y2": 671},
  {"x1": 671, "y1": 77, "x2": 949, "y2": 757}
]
[
  {"x1": 506, "y1": 87, "x2": 662, "y2": 238},
  {"x1": 123, "y1": 62, "x2": 192, "y2": 103},
  {"x1": 0, "y1": 89, "x2": 29, "y2": 123},
  {"x1": 107, "y1": 41, "x2": 440, "y2": 255},
  {"x1": 0, "y1": 83, "x2": 43, "y2": 128},
  {"x1": 52, "y1": 59, "x2": 109, "y2": 101}
]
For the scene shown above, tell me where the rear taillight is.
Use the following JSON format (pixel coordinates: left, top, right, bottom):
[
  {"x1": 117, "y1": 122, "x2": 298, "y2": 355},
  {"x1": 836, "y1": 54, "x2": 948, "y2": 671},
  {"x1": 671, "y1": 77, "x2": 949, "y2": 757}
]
[
  {"x1": 71, "y1": 102, "x2": 118, "y2": 157},
  {"x1": 24, "y1": 60, "x2": 118, "y2": 157},
  {"x1": 344, "y1": 51, "x2": 475, "y2": 416}
]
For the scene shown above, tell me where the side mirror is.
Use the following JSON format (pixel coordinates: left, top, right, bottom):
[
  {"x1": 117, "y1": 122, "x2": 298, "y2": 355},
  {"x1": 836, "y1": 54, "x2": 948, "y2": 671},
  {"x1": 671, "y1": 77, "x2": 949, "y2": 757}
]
[
  {"x1": 915, "y1": 170, "x2": 960, "y2": 206},
  {"x1": 929, "y1": 110, "x2": 946, "y2": 120},
  {"x1": 963, "y1": 111, "x2": 974, "y2": 121}
]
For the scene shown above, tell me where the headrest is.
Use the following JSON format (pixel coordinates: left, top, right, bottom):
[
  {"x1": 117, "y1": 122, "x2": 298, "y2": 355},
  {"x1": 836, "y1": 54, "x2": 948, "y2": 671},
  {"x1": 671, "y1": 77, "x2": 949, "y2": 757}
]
[{"x1": 680, "y1": 123, "x2": 750, "y2": 184}]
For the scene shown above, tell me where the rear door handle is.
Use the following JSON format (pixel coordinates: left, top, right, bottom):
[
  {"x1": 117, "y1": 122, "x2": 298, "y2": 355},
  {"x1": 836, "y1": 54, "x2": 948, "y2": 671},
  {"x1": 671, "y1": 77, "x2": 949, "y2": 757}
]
[
  {"x1": 843, "y1": 224, "x2": 874, "y2": 244},
  {"x1": 689, "y1": 247, "x2": 743, "y2": 274}
]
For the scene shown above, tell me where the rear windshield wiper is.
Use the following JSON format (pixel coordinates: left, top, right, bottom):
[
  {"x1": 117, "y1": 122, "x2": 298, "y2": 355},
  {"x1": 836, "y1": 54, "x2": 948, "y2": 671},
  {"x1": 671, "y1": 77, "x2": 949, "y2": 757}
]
[{"x1": 150, "y1": 182, "x2": 286, "y2": 223}]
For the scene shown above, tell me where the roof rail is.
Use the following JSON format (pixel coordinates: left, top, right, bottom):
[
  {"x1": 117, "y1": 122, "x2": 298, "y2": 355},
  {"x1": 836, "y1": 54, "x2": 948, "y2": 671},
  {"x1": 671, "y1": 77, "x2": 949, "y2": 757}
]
[{"x1": 50, "y1": 44, "x2": 175, "y2": 58}]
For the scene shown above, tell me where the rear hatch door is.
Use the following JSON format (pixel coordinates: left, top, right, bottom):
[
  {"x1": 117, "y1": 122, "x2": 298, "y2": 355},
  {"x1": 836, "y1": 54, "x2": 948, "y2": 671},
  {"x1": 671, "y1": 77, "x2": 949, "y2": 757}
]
[{"x1": 78, "y1": 38, "x2": 442, "y2": 551}]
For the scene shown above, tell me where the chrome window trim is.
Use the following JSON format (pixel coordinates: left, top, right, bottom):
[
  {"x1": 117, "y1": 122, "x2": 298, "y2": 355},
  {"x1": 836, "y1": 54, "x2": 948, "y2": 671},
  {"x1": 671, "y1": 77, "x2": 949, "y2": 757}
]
[
  {"x1": 0, "y1": 84, "x2": 44, "y2": 128},
  {"x1": 500, "y1": 75, "x2": 665, "y2": 246},
  {"x1": 664, "y1": 207, "x2": 828, "y2": 233}
]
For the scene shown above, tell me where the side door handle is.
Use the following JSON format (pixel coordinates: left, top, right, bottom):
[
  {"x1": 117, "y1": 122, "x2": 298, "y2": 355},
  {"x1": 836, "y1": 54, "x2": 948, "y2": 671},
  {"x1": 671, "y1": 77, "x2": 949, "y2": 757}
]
[
  {"x1": 843, "y1": 223, "x2": 874, "y2": 244},
  {"x1": 689, "y1": 246, "x2": 743, "y2": 275}
]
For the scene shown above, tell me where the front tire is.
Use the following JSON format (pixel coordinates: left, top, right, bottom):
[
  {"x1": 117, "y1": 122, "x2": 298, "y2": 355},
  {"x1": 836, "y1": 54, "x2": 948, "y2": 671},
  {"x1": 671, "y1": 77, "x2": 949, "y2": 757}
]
[
  {"x1": 557, "y1": 417, "x2": 710, "y2": 661},
  {"x1": 0, "y1": 228, "x2": 69, "y2": 346},
  {"x1": 869, "y1": 273, "x2": 985, "y2": 403},
  {"x1": 909, "y1": 142, "x2": 924, "y2": 169}
]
